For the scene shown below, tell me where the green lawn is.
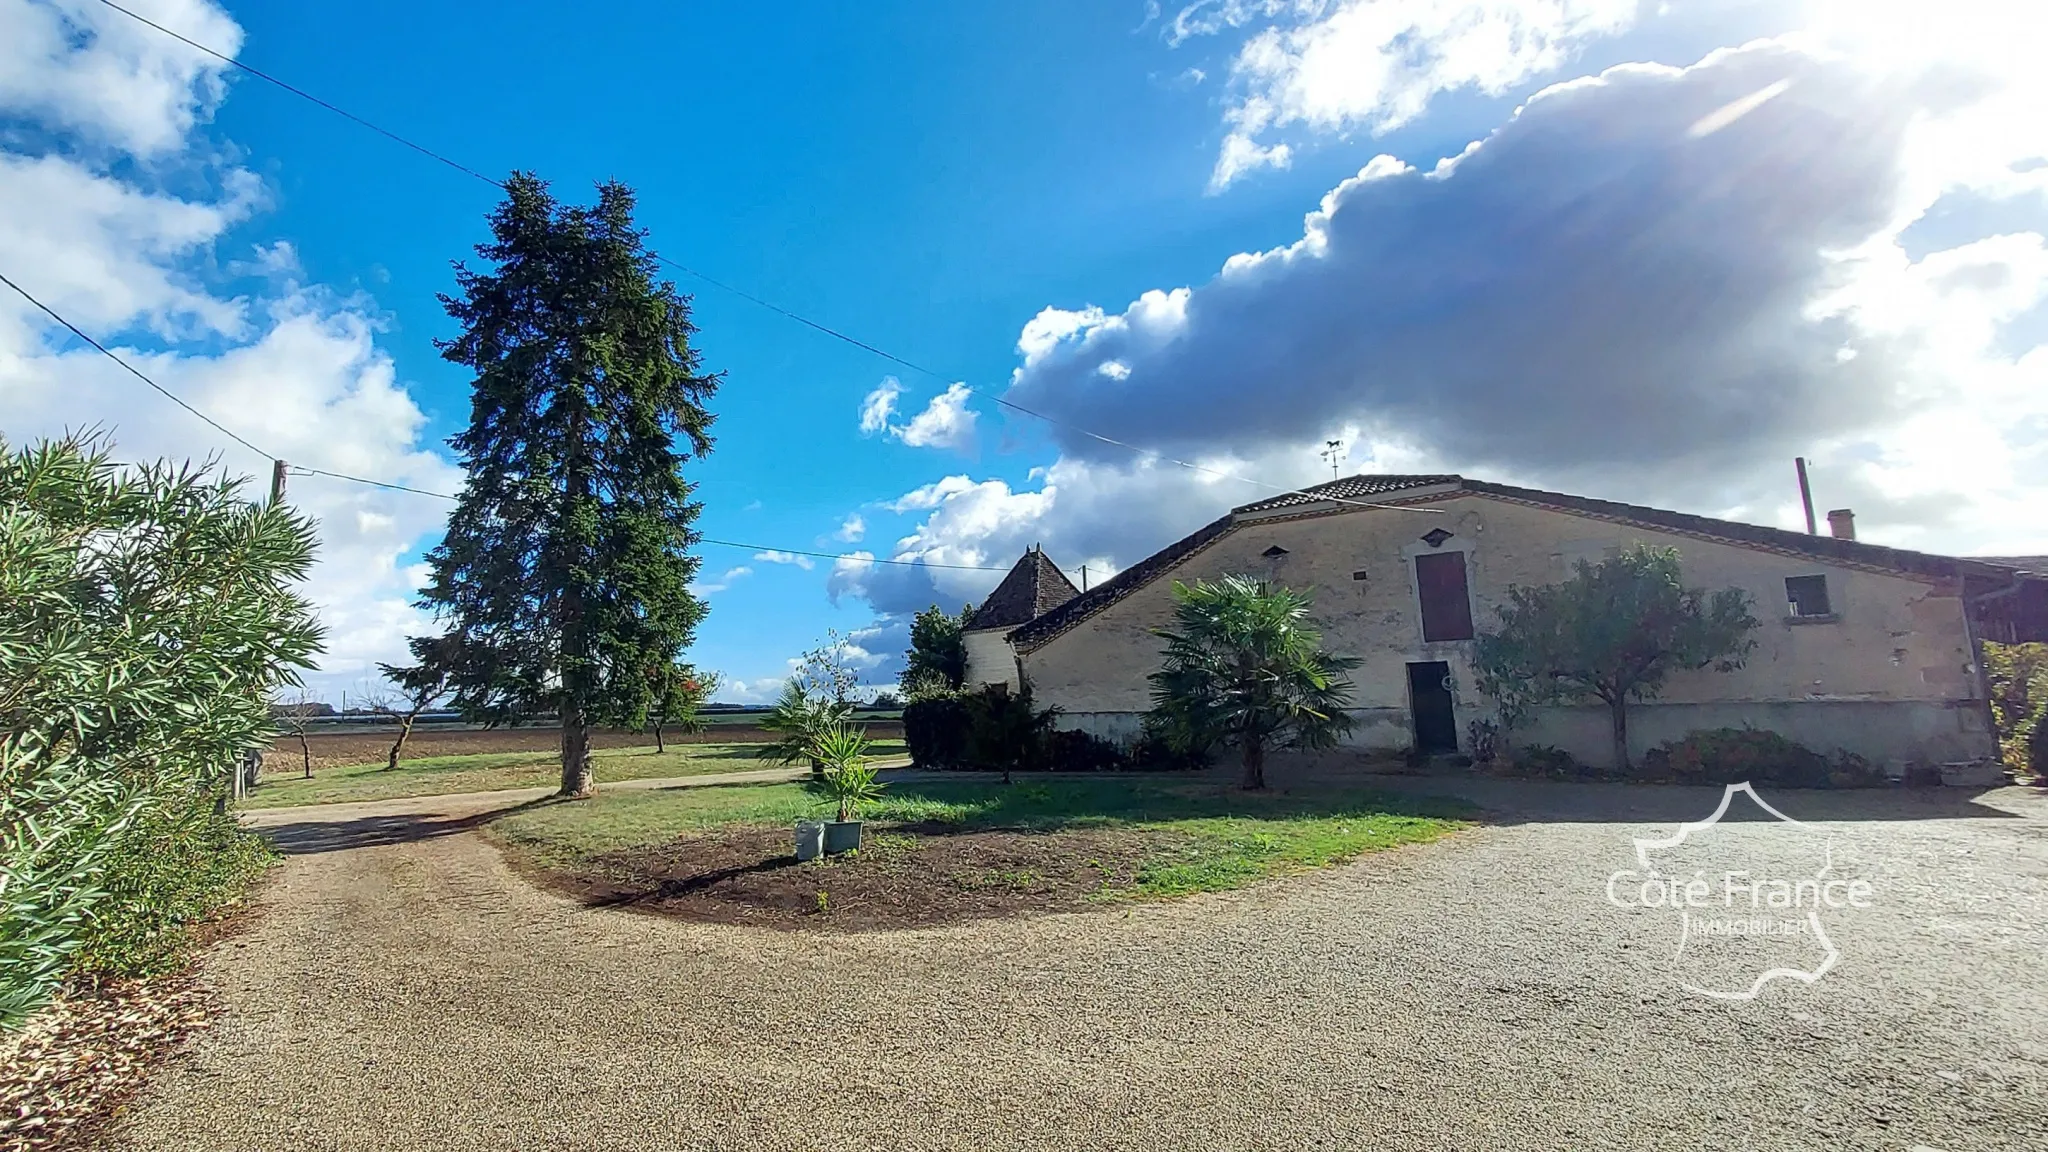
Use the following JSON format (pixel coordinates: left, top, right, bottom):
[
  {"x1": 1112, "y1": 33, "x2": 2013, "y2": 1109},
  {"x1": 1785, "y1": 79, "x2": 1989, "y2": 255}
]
[
  {"x1": 247, "y1": 741, "x2": 907, "y2": 808},
  {"x1": 490, "y1": 775, "x2": 1469, "y2": 900}
]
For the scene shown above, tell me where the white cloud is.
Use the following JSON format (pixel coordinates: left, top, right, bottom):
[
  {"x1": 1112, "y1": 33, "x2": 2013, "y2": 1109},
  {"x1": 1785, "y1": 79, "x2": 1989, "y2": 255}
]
[
  {"x1": 0, "y1": 0, "x2": 245, "y2": 156},
  {"x1": 752, "y1": 549, "x2": 816, "y2": 570},
  {"x1": 857, "y1": 376, "x2": 979, "y2": 452},
  {"x1": 1169, "y1": 0, "x2": 1642, "y2": 188},
  {"x1": 691, "y1": 565, "x2": 753, "y2": 595},
  {"x1": 828, "y1": 448, "x2": 1321, "y2": 623},
  {"x1": 998, "y1": 37, "x2": 2048, "y2": 555},
  {"x1": 0, "y1": 151, "x2": 259, "y2": 343},
  {"x1": 835, "y1": 513, "x2": 866, "y2": 542},
  {"x1": 711, "y1": 675, "x2": 789, "y2": 705},
  {"x1": 0, "y1": 0, "x2": 459, "y2": 700},
  {"x1": 858, "y1": 376, "x2": 900, "y2": 435},
  {"x1": 895, "y1": 382, "x2": 979, "y2": 450}
]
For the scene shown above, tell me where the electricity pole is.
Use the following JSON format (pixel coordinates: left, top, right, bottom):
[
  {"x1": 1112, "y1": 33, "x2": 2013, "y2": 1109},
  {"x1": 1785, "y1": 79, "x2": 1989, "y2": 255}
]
[{"x1": 270, "y1": 459, "x2": 289, "y2": 506}]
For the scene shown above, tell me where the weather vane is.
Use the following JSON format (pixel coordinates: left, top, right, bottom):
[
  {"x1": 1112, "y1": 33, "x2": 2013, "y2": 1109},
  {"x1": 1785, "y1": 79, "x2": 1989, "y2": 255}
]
[{"x1": 1320, "y1": 438, "x2": 1344, "y2": 480}]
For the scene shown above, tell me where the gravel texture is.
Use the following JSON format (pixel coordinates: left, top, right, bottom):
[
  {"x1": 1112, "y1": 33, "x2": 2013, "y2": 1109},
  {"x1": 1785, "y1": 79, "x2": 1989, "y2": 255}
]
[{"x1": 109, "y1": 774, "x2": 2048, "y2": 1151}]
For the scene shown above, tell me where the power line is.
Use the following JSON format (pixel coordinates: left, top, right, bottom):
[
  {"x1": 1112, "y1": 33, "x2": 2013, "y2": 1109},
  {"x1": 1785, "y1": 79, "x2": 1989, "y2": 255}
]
[
  {"x1": 0, "y1": 270, "x2": 271, "y2": 461},
  {"x1": 4, "y1": 270, "x2": 1023, "y2": 572},
  {"x1": 92, "y1": 0, "x2": 505, "y2": 189},
  {"x1": 88, "y1": 0, "x2": 1436, "y2": 517}
]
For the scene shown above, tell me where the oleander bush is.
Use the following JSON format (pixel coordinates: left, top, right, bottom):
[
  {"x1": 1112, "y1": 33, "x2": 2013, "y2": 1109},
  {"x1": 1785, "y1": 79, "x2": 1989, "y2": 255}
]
[{"x1": 1, "y1": 435, "x2": 320, "y2": 1027}]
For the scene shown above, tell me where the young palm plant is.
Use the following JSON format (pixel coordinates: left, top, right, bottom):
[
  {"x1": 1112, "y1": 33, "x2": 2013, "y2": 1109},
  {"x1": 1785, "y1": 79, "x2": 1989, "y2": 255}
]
[
  {"x1": 811, "y1": 723, "x2": 885, "y2": 823},
  {"x1": 1146, "y1": 576, "x2": 1360, "y2": 790},
  {"x1": 757, "y1": 678, "x2": 854, "y2": 779}
]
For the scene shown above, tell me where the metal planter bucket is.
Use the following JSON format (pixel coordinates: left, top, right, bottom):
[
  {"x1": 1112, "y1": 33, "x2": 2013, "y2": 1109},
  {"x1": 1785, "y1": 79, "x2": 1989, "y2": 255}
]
[
  {"x1": 794, "y1": 820, "x2": 825, "y2": 861},
  {"x1": 822, "y1": 820, "x2": 863, "y2": 855}
]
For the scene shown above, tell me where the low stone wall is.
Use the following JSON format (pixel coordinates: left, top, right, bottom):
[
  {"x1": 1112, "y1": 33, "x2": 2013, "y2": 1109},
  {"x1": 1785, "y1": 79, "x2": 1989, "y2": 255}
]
[
  {"x1": 1053, "y1": 699, "x2": 1996, "y2": 774},
  {"x1": 1514, "y1": 699, "x2": 1995, "y2": 771}
]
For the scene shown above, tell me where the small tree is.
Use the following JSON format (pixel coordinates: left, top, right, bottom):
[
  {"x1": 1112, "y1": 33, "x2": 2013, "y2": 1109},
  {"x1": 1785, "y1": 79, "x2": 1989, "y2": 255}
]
[
  {"x1": 647, "y1": 664, "x2": 715, "y2": 753},
  {"x1": 275, "y1": 690, "x2": 322, "y2": 780},
  {"x1": 1472, "y1": 545, "x2": 1761, "y2": 773},
  {"x1": 1145, "y1": 576, "x2": 1360, "y2": 790},
  {"x1": 794, "y1": 629, "x2": 862, "y2": 705},
  {"x1": 900, "y1": 603, "x2": 972, "y2": 695},
  {"x1": 375, "y1": 634, "x2": 459, "y2": 772}
]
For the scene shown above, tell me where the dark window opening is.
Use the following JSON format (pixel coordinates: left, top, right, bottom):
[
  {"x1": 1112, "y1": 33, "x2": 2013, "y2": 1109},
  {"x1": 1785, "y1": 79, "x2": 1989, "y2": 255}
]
[
  {"x1": 1261, "y1": 545, "x2": 1289, "y2": 558},
  {"x1": 1421, "y1": 528, "x2": 1454, "y2": 548},
  {"x1": 1351, "y1": 569, "x2": 1370, "y2": 582},
  {"x1": 1415, "y1": 551, "x2": 1475, "y2": 641},
  {"x1": 1785, "y1": 575, "x2": 1833, "y2": 618}
]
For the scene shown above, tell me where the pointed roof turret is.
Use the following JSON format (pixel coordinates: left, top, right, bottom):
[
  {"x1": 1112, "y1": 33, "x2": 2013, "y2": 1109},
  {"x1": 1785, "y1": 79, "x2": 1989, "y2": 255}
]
[{"x1": 964, "y1": 546, "x2": 1080, "y2": 632}]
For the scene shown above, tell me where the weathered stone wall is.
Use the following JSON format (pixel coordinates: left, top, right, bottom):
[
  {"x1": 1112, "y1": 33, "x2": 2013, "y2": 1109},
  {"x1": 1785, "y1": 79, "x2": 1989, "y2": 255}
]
[
  {"x1": 1019, "y1": 492, "x2": 1994, "y2": 768},
  {"x1": 962, "y1": 627, "x2": 1019, "y2": 690}
]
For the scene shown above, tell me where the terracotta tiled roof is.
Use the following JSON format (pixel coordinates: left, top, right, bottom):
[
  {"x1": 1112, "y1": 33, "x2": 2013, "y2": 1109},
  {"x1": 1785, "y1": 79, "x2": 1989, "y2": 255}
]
[
  {"x1": 1006, "y1": 515, "x2": 1237, "y2": 648},
  {"x1": 1008, "y1": 473, "x2": 2040, "y2": 651},
  {"x1": 964, "y1": 548, "x2": 1080, "y2": 632},
  {"x1": 1232, "y1": 474, "x2": 1462, "y2": 514}
]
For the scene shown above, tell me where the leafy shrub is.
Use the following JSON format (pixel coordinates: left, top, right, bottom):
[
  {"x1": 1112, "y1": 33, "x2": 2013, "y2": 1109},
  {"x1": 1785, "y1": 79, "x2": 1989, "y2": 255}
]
[
  {"x1": 908, "y1": 689, "x2": 1211, "y2": 774},
  {"x1": 1498, "y1": 743, "x2": 1585, "y2": 780},
  {"x1": 2028, "y1": 704, "x2": 2048, "y2": 780},
  {"x1": 1985, "y1": 642, "x2": 2048, "y2": 772},
  {"x1": 1465, "y1": 720, "x2": 1502, "y2": 764},
  {"x1": 73, "y1": 790, "x2": 275, "y2": 978},
  {"x1": 1043, "y1": 729, "x2": 1126, "y2": 772},
  {"x1": 1127, "y1": 728, "x2": 1211, "y2": 771},
  {"x1": 1639, "y1": 727, "x2": 1885, "y2": 789},
  {"x1": 961, "y1": 686, "x2": 1059, "y2": 780},
  {"x1": 1, "y1": 436, "x2": 319, "y2": 1027},
  {"x1": 903, "y1": 693, "x2": 972, "y2": 768}
]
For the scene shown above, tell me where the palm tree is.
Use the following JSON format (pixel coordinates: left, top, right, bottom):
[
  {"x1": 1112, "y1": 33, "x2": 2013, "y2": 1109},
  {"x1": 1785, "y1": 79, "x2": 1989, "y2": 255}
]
[
  {"x1": 1146, "y1": 576, "x2": 1360, "y2": 790},
  {"x1": 757, "y1": 678, "x2": 854, "y2": 779}
]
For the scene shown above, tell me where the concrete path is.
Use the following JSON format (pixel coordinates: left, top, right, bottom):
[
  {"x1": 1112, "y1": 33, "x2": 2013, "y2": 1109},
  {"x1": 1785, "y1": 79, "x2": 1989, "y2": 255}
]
[
  {"x1": 113, "y1": 777, "x2": 2048, "y2": 1151},
  {"x1": 235, "y1": 759, "x2": 917, "y2": 832}
]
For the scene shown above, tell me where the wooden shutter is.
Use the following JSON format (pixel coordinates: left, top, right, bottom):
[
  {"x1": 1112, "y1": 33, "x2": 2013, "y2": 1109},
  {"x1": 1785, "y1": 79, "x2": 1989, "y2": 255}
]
[{"x1": 1415, "y1": 551, "x2": 1475, "y2": 642}]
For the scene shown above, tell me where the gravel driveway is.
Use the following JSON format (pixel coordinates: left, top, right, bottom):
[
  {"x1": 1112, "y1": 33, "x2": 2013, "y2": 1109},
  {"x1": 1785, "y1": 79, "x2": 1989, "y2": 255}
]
[{"x1": 110, "y1": 776, "x2": 2047, "y2": 1151}]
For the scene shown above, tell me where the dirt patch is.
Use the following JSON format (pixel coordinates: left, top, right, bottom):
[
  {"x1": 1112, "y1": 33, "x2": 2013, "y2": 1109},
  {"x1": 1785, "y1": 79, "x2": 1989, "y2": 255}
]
[
  {"x1": 522, "y1": 823, "x2": 1186, "y2": 931},
  {"x1": 268, "y1": 724, "x2": 903, "y2": 774}
]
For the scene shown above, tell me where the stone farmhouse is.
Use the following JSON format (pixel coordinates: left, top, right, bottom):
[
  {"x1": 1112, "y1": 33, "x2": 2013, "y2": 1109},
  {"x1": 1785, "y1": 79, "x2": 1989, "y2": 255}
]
[{"x1": 963, "y1": 474, "x2": 2048, "y2": 772}]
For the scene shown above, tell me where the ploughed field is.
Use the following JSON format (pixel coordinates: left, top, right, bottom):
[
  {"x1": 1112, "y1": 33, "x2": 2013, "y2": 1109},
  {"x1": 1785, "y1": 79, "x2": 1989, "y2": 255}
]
[{"x1": 268, "y1": 721, "x2": 904, "y2": 775}]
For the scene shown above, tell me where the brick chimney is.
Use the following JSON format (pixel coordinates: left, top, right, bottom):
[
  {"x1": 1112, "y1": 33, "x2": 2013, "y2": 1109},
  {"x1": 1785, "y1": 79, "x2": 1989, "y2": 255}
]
[{"x1": 1826, "y1": 509, "x2": 1856, "y2": 541}]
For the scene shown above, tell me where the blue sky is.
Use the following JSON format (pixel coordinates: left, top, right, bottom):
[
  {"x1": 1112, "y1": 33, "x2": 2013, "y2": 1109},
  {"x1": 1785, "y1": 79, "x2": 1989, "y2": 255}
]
[{"x1": 5, "y1": 0, "x2": 2046, "y2": 702}]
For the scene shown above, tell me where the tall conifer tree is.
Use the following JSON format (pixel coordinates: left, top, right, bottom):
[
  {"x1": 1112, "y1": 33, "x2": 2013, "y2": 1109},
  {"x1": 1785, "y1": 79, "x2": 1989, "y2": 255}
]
[{"x1": 422, "y1": 173, "x2": 718, "y2": 797}]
